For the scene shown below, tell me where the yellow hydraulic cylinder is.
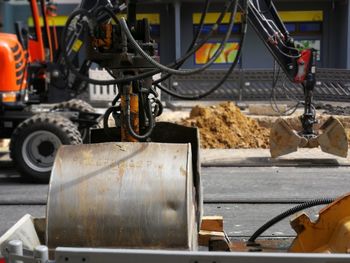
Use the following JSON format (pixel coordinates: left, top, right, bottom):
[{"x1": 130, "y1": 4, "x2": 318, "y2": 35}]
[{"x1": 120, "y1": 85, "x2": 139, "y2": 142}]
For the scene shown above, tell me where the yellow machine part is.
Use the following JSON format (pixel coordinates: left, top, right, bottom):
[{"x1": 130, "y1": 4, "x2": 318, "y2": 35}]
[
  {"x1": 120, "y1": 92, "x2": 139, "y2": 142},
  {"x1": 289, "y1": 193, "x2": 350, "y2": 253}
]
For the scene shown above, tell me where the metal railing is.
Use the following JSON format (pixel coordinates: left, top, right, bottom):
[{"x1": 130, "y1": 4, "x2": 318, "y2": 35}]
[
  {"x1": 162, "y1": 68, "x2": 350, "y2": 102},
  {"x1": 87, "y1": 68, "x2": 350, "y2": 104}
]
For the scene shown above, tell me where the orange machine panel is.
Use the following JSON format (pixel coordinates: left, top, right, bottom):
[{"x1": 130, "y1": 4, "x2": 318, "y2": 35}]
[{"x1": 0, "y1": 33, "x2": 26, "y2": 92}]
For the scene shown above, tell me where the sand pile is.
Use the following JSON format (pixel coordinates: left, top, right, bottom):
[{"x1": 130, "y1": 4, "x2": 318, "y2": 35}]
[{"x1": 180, "y1": 102, "x2": 270, "y2": 149}]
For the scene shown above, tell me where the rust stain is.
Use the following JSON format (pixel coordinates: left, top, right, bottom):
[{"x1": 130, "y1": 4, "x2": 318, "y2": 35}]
[
  {"x1": 117, "y1": 162, "x2": 126, "y2": 181},
  {"x1": 180, "y1": 167, "x2": 187, "y2": 177},
  {"x1": 81, "y1": 149, "x2": 94, "y2": 166}
]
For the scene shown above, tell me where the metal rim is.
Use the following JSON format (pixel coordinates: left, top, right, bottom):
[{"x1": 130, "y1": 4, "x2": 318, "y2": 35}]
[{"x1": 22, "y1": 130, "x2": 62, "y2": 173}]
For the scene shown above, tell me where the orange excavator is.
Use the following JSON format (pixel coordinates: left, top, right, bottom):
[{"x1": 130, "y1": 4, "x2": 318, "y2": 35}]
[
  {"x1": 0, "y1": 0, "x2": 56, "y2": 100},
  {"x1": 0, "y1": 0, "x2": 101, "y2": 182}
]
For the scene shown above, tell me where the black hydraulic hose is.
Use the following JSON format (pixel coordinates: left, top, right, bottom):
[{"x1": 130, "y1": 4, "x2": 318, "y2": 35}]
[
  {"x1": 153, "y1": 0, "x2": 210, "y2": 84},
  {"x1": 61, "y1": 9, "x2": 153, "y2": 85},
  {"x1": 269, "y1": 62, "x2": 300, "y2": 116},
  {"x1": 155, "y1": 26, "x2": 244, "y2": 100},
  {"x1": 154, "y1": 1, "x2": 248, "y2": 100},
  {"x1": 153, "y1": 0, "x2": 237, "y2": 84},
  {"x1": 101, "y1": 0, "x2": 231, "y2": 80},
  {"x1": 119, "y1": 0, "x2": 238, "y2": 76},
  {"x1": 61, "y1": 1, "x2": 233, "y2": 86},
  {"x1": 189, "y1": 0, "x2": 211, "y2": 52},
  {"x1": 164, "y1": 0, "x2": 233, "y2": 65},
  {"x1": 100, "y1": 2, "x2": 234, "y2": 77},
  {"x1": 103, "y1": 93, "x2": 155, "y2": 141},
  {"x1": 103, "y1": 105, "x2": 119, "y2": 139},
  {"x1": 112, "y1": 92, "x2": 121, "y2": 106},
  {"x1": 247, "y1": 198, "x2": 335, "y2": 244},
  {"x1": 125, "y1": 94, "x2": 155, "y2": 140},
  {"x1": 60, "y1": 0, "x2": 239, "y2": 89}
]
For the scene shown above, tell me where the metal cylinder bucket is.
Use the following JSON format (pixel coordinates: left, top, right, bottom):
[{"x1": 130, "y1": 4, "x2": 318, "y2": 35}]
[{"x1": 46, "y1": 142, "x2": 198, "y2": 250}]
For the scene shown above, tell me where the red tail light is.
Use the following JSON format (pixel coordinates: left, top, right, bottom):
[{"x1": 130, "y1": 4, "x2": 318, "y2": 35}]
[{"x1": 0, "y1": 257, "x2": 6, "y2": 263}]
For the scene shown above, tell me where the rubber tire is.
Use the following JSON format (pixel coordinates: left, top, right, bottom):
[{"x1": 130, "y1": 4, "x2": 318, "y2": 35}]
[
  {"x1": 52, "y1": 99, "x2": 95, "y2": 113},
  {"x1": 10, "y1": 113, "x2": 82, "y2": 183},
  {"x1": 52, "y1": 99, "x2": 96, "y2": 142}
]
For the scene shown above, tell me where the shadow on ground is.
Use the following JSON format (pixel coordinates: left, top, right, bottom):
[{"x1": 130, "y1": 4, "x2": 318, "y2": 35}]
[{"x1": 202, "y1": 157, "x2": 341, "y2": 167}]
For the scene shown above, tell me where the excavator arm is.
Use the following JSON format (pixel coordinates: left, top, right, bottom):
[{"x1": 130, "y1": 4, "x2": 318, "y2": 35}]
[
  {"x1": 56, "y1": 0, "x2": 347, "y2": 157},
  {"x1": 246, "y1": 0, "x2": 347, "y2": 158},
  {"x1": 247, "y1": 0, "x2": 313, "y2": 83}
]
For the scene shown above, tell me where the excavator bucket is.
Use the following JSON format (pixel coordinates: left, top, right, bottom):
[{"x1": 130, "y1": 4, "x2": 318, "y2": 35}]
[
  {"x1": 46, "y1": 122, "x2": 202, "y2": 250},
  {"x1": 317, "y1": 116, "x2": 348, "y2": 158},
  {"x1": 270, "y1": 117, "x2": 348, "y2": 158},
  {"x1": 47, "y1": 142, "x2": 199, "y2": 250},
  {"x1": 269, "y1": 118, "x2": 307, "y2": 158}
]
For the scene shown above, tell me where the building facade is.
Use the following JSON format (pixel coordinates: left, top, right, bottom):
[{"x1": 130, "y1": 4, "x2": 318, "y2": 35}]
[{"x1": 0, "y1": 0, "x2": 349, "y2": 69}]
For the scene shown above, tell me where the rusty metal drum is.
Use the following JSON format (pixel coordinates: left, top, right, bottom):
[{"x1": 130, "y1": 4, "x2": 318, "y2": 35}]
[{"x1": 46, "y1": 142, "x2": 198, "y2": 250}]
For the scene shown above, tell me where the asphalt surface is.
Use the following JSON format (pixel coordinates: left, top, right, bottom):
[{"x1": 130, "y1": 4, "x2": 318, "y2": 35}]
[{"x1": 1, "y1": 157, "x2": 350, "y2": 239}]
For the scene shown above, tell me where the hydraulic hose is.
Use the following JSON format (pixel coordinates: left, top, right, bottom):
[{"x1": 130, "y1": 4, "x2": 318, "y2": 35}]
[
  {"x1": 160, "y1": 0, "x2": 234, "y2": 68},
  {"x1": 61, "y1": 0, "x2": 234, "y2": 86},
  {"x1": 154, "y1": 0, "x2": 248, "y2": 100},
  {"x1": 189, "y1": 0, "x2": 211, "y2": 52},
  {"x1": 61, "y1": 9, "x2": 153, "y2": 85},
  {"x1": 152, "y1": 0, "x2": 238, "y2": 84},
  {"x1": 269, "y1": 61, "x2": 300, "y2": 115},
  {"x1": 247, "y1": 198, "x2": 335, "y2": 244},
  {"x1": 100, "y1": 1, "x2": 234, "y2": 78},
  {"x1": 152, "y1": 0, "x2": 210, "y2": 84},
  {"x1": 103, "y1": 105, "x2": 120, "y2": 139},
  {"x1": 119, "y1": 0, "x2": 238, "y2": 76},
  {"x1": 125, "y1": 93, "x2": 155, "y2": 140}
]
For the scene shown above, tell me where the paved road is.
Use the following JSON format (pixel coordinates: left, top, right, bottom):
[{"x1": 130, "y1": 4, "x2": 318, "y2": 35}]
[{"x1": 1, "y1": 161, "x2": 350, "y2": 239}]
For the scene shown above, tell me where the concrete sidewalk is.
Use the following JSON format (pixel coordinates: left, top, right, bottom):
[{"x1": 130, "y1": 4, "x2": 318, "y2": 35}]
[{"x1": 201, "y1": 148, "x2": 350, "y2": 167}]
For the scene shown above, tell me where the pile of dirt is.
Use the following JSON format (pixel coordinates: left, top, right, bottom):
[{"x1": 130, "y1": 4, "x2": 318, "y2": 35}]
[{"x1": 180, "y1": 102, "x2": 270, "y2": 149}]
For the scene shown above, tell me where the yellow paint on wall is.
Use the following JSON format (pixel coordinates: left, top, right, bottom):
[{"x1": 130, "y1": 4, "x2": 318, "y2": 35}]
[
  {"x1": 28, "y1": 13, "x2": 160, "y2": 27},
  {"x1": 28, "y1": 16, "x2": 67, "y2": 27},
  {"x1": 193, "y1": 13, "x2": 242, "y2": 24},
  {"x1": 193, "y1": 10, "x2": 323, "y2": 24},
  {"x1": 279, "y1": 11, "x2": 323, "y2": 22}
]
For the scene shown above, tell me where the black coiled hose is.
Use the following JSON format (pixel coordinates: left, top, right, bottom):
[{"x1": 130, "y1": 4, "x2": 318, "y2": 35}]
[
  {"x1": 119, "y1": 0, "x2": 239, "y2": 76},
  {"x1": 125, "y1": 93, "x2": 155, "y2": 140},
  {"x1": 61, "y1": 0, "x2": 233, "y2": 86},
  {"x1": 154, "y1": 0, "x2": 248, "y2": 100},
  {"x1": 247, "y1": 198, "x2": 335, "y2": 244}
]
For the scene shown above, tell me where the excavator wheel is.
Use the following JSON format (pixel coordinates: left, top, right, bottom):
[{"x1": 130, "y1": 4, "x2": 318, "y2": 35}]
[
  {"x1": 52, "y1": 99, "x2": 95, "y2": 113},
  {"x1": 51, "y1": 99, "x2": 97, "y2": 142},
  {"x1": 10, "y1": 113, "x2": 82, "y2": 183}
]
